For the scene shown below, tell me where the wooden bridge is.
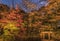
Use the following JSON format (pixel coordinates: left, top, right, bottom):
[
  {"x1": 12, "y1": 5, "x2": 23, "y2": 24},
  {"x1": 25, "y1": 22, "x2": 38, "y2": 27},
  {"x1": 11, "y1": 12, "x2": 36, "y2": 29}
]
[{"x1": 40, "y1": 31, "x2": 55, "y2": 41}]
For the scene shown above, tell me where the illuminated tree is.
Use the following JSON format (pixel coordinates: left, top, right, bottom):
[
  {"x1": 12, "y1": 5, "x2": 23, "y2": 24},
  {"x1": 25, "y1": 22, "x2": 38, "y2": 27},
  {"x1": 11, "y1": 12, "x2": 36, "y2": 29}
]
[{"x1": 2, "y1": 22, "x2": 20, "y2": 41}]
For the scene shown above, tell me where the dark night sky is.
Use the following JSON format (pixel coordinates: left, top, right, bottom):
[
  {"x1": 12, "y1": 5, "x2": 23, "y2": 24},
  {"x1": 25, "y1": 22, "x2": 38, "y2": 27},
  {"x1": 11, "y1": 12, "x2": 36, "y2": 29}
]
[{"x1": 0, "y1": 0, "x2": 49, "y2": 12}]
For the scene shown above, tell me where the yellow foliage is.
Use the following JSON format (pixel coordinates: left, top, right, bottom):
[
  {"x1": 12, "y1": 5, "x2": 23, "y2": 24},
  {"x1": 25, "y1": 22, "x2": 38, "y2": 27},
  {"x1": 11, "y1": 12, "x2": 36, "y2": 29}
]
[
  {"x1": 3, "y1": 22, "x2": 19, "y2": 35},
  {"x1": 4, "y1": 23, "x2": 18, "y2": 30}
]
